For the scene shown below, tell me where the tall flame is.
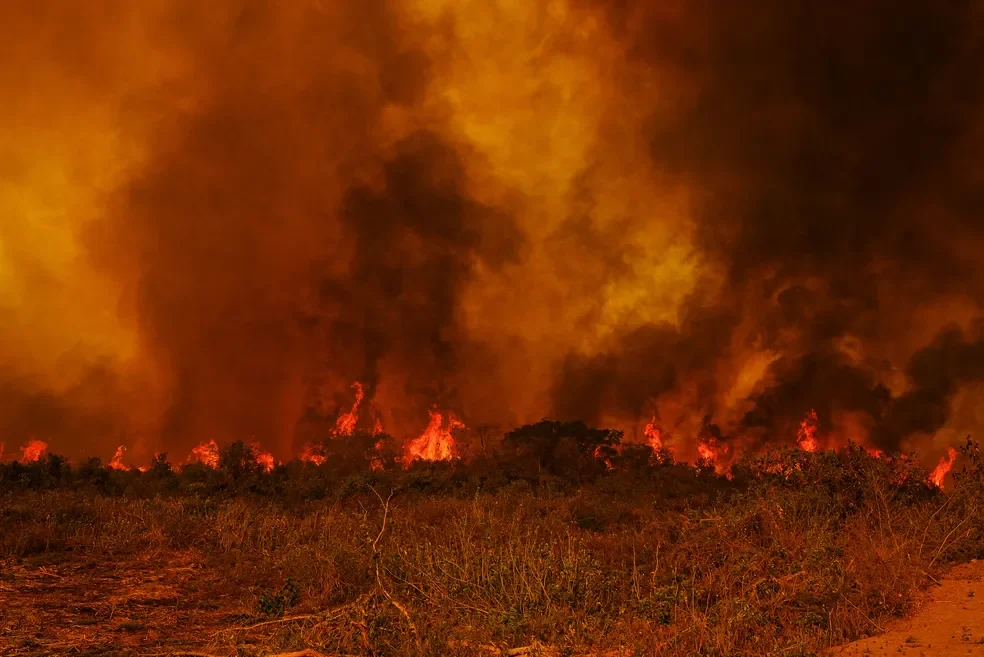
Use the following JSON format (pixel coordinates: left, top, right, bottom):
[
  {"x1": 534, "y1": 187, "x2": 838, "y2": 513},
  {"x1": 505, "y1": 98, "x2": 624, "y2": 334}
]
[
  {"x1": 20, "y1": 439, "x2": 48, "y2": 463},
  {"x1": 644, "y1": 417, "x2": 663, "y2": 451},
  {"x1": 333, "y1": 382, "x2": 364, "y2": 436},
  {"x1": 797, "y1": 409, "x2": 820, "y2": 452},
  {"x1": 403, "y1": 409, "x2": 464, "y2": 466},
  {"x1": 108, "y1": 445, "x2": 128, "y2": 471},
  {"x1": 929, "y1": 447, "x2": 958, "y2": 488}
]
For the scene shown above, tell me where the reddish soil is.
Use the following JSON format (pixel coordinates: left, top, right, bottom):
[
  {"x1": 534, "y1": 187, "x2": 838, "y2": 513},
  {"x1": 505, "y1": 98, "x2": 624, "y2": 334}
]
[
  {"x1": 0, "y1": 550, "x2": 244, "y2": 656},
  {"x1": 831, "y1": 560, "x2": 984, "y2": 657}
]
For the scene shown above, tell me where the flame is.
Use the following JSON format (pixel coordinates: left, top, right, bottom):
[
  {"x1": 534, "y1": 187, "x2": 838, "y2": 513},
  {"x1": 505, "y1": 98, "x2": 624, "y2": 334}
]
[
  {"x1": 333, "y1": 382, "x2": 364, "y2": 436},
  {"x1": 797, "y1": 409, "x2": 819, "y2": 452},
  {"x1": 187, "y1": 439, "x2": 220, "y2": 468},
  {"x1": 373, "y1": 418, "x2": 384, "y2": 435},
  {"x1": 108, "y1": 445, "x2": 128, "y2": 470},
  {"x1": 697, "y1": 438, "x2": 727, "y2": 471},
  {"x1": 249, "y1": 441, "x2": 276, "y2": 472},
  {"x1": 369, "y1": 439, "x2": 386, "y2": 472},
  {"x1": 929, "y1": 447, "x2": 958, "y2": 488},
  {"x1": 644, "y1": 417, "x2": 663, "y2": 451},
  {"x1": 300, "y1": 442, "x2": 327, "y2": 466},
  {"x1": 403, "y1": 409, "x2": 464, "y2": 466},
  {"x1": 20, "y1": 439, "x2": 48, "y2": 463}
]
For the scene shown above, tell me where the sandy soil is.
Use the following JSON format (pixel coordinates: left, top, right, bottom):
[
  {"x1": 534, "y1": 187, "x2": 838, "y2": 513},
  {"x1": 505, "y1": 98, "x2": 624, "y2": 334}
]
[{"x1": 831, "y1": 560, "x2": 984, "y2": 657}]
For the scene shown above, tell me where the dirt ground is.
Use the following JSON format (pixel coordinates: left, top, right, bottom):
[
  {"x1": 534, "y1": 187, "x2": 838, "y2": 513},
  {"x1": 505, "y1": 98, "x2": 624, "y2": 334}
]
[
  {"x1": 0, "y1": 549, "x2": 246, "y2": 656},
  {"x1": 831, "y1": 560, "x2": 984, "y2": 657}
]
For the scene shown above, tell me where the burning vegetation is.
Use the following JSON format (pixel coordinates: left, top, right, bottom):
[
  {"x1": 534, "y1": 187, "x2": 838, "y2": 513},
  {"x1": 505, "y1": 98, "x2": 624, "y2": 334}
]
[{"x1": 4, "y1": 0, "x2": 984, "y2": 654}]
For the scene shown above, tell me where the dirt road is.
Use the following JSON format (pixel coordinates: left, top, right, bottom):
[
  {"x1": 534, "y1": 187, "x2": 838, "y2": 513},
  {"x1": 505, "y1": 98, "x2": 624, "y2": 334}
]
[{"x1": 831, "y1": 561, "x2": 984, "y2": 656}]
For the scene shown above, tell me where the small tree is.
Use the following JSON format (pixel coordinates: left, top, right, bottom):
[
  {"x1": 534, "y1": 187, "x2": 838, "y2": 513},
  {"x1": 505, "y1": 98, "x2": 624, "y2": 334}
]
[{"x1": 503, "y1": 419, "x2": 622, "y2": 480}]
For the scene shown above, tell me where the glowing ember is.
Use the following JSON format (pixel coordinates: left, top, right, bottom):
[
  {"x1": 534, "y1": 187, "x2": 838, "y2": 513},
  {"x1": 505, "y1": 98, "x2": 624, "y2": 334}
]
[
  {"x1": 188, "y1": 440, "x2": 220, "y2": 468},
  {"x1": 644, "y1": 417, "x2": 663, "y2": 451},
  {"x1": 797, "y1": 409, "x2": 819, "y2": 452},
  {"x1": 20, "y1": 439, "x2": 48, "y2": 463},
  {"x1": 403, "y1": 409, "x2": 464, "y2": 466},
  {"x1": 108, "y1": 445, "x2": 128, "y2": 470},
  {"x1": 929, "y1": 447, "x2": 958, "y2": 488},
  {"x1": 333, "y1": 382, "x2": 364, "y2": 436},
  {"x1": 249, "y1": 442, "x2": 275, "y2": 472},
  {"x1": 301, "y1": 442, "x2": 327, "y2": 466},
  {"x1": 866, "y1": 447, "x2": 885, "y2": 459}
]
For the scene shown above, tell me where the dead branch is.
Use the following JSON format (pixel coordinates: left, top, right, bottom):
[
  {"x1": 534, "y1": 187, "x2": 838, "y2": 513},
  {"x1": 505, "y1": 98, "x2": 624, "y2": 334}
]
[{"x1": 367, "y1": 486, "x2": 421, "y2": 649}]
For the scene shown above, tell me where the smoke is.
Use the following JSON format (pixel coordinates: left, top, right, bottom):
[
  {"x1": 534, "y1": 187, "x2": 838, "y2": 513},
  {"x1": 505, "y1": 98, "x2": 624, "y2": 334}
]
[{"x1": 2, "y1": 0, "x2": 984, "y2": 463}]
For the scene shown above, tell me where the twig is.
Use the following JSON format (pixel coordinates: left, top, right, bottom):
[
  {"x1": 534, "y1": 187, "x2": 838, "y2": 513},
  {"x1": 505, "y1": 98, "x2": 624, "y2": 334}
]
[
  {"x1": 928, "y1": 514, "x2": 974, "y2": 570},
  {"x1": 367, "y1": 486, "x2": 421, "y2": 649},
  {"x1": 918, "y1": 496, "x2": 952, "y2": 556},
  {"x1": 231, "y1": 613, "x2": 323, "y2": 631},
  {"x1": 921, "y1": 570, "x2": 943, "y2": 587},
  {"x1": 368, "y1": 486, "x2": 395, "y2": 552}
]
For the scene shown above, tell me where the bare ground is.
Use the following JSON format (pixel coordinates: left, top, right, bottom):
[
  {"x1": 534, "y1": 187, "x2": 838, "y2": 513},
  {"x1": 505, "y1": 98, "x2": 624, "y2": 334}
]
[
  {"x1": 831, "y1": 560, "x2": 984, "y2": 657},
  {"x1": 0, "y1": 549, "x2": 244, "y2": 656}
]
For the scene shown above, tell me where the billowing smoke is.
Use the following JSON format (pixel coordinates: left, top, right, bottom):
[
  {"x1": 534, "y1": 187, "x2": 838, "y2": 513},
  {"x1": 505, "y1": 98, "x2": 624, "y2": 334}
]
[{"x1": 2, "y1": 0, "x2": 983, "y2": 464}]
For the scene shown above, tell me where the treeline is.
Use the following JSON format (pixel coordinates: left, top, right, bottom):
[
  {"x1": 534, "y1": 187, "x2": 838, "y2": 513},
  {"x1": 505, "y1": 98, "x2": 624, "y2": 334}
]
[{"x1": 0, "y1": 420, "x2": 973, "y2": 506}]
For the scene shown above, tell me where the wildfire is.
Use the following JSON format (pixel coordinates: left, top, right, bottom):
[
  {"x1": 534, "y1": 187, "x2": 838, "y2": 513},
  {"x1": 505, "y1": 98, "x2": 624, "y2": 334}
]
[
  {"x1": 697, "y1": 439, "x2": 722, "y2": 467},
  {"x1": 644, "y1": 417, "x2": 663, "y2": 451},
  {"x1": 369, "y1": 439, "x2": 386, "y2": 472},
  {"x1": 333, "y1": 382, "x2": 365, "y2": 436},
  {"x1": 108, "y1": 445, "x2": 128, "y2": 470},
  {"x1": 403, "y1": 409, "x2": 464, "y2": 466},
  {"x1": 249, "y1": 442, "x2": 275, "y2": 472},
  {"x1": 187, "y1": 439, "x2": 220, "y2": 468},
  {"x1": 20, "y1": 439, "x2": 48, "y2": 463},
  {"x1": 929, "y1": 447, "x2": 958, "y2": 488},
  {"x1": 300, "y1": 442, "x2": 327, "y2": 466},
  {"x1": 797, "y1": 409, "x2": 819, "y2": 452}
]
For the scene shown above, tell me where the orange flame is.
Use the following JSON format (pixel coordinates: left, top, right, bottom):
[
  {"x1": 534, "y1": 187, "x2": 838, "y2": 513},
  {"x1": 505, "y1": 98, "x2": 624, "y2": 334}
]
[
  {"x1": 188, "y1": 439, "x2": 220, "y2": 468},
  {"x1": 403, "y1": 409, "x2": 464, "y2": 466},
  {"x1": 300, "y1": 442, "x2": 327, "y2": 466},
  {"x1": 697, "y1": 438, "x2": 728, "y2": 472},
  {"x1": 369, "y1": 439, "x2": 386, "y2": 472},
  {"x1": 929, "y1": 447, "x2": 958, "y2": 488},
  {"x1": 20, "y1": 439, "x2": 48, "y2": 463},
  {"x1": 372, "y1": 418, "x2": 384, "y2": 435},
  {"x1": 797, "y1": 409, "x2": 819, "y2": 452},
  {"x1": 644, "y1": 417, "x2": 663, "y2": 451},
  {"x1": 108, "y1": 445, "x2": 128, "y2": 470},
  {"x1": 333, "y1": 382, "x2": 364, "y2": 436},
  {"x1": 249, "y1": 441, "x2": 275, "y2": 472}
]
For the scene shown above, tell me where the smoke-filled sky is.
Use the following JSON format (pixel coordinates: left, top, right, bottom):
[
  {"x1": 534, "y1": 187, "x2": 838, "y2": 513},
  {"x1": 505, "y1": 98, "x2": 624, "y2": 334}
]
[{"x1": 2, "y1": 0, "x2": 983, "y2": 464}]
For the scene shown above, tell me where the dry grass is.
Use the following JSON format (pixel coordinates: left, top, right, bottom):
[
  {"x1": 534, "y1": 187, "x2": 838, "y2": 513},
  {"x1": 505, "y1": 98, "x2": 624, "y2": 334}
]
[{"x1": 1, "y1": 443, "x2": 983, "y2": 656}]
